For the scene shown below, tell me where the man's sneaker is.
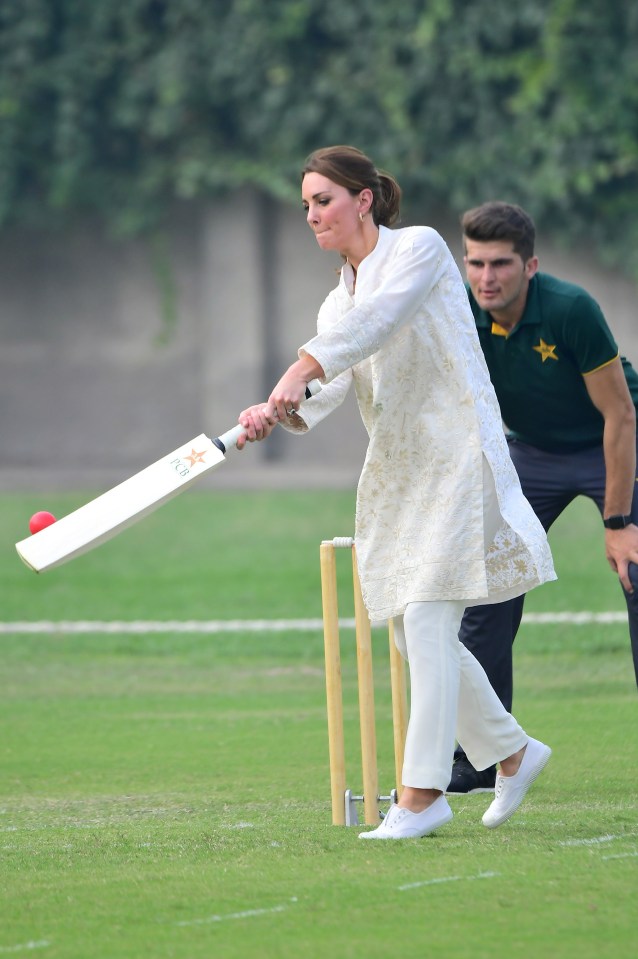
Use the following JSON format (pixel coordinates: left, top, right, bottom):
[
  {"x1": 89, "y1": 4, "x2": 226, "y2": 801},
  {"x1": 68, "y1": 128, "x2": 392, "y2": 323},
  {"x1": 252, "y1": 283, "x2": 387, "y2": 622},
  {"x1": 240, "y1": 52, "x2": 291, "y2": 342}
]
[
  {"x1": 482, "y1": 737, "x2": 551, "y2": 829},
  {"x1": 446, "y1": 756, "x2": 496, "y2": 795},
  {"x1": 358, "y1": 796, "x2": 453, "y2": 840}
]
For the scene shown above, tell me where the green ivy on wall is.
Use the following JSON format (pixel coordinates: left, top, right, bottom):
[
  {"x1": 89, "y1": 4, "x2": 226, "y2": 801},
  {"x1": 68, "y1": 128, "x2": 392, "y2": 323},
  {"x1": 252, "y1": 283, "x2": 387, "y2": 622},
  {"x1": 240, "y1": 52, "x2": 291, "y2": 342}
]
[{"x1": 1, "y1": 0, "x2": 637, "y2": 274}]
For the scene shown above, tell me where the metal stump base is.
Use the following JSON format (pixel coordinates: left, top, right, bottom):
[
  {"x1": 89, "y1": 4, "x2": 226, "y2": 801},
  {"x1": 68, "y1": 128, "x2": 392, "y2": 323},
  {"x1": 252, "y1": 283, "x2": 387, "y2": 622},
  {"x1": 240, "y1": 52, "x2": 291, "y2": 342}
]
[{"x1": 344, "y1": 787, "x2": 399, "y2": 826}]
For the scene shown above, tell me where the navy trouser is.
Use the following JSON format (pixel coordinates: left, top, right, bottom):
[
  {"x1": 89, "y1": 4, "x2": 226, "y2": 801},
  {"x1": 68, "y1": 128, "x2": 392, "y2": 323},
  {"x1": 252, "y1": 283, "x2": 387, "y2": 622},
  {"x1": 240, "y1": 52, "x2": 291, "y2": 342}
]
[{"x1": 458, "y1": 436, "x2": 638, "y2": 719}]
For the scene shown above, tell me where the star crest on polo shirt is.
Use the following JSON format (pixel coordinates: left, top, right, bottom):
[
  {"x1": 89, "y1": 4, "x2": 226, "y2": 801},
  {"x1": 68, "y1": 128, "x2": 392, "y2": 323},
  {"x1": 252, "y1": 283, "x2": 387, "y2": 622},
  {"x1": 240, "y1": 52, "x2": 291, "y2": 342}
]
[{"x1": 532, "y1": 338, "x2": 558, "y2": 362}]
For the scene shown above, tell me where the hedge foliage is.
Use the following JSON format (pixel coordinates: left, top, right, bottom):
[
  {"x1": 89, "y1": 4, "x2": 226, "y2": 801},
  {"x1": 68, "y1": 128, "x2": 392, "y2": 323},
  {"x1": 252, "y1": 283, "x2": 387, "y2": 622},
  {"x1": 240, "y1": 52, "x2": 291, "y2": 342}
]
[{"x1": 1, "y1": 0, "x2": 637, "y2": 272}]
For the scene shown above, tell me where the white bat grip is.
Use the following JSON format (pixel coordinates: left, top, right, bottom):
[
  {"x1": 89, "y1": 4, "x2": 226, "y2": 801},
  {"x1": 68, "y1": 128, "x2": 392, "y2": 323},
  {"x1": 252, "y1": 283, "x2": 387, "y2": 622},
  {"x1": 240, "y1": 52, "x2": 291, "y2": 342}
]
[
  {"x1": 214, "y1": 377, "x2": 322, "y2": 453},
  {"x1": 215, "y1": 423, "x2": 246, "y2": 451}
]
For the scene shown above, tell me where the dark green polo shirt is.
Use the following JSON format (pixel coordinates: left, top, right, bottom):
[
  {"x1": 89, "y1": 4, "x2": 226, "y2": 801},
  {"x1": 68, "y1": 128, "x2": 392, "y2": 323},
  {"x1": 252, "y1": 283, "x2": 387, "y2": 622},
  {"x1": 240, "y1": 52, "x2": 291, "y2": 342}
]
[{"x1": 468, "y1": 273, "x2": 638, "y2": 452}]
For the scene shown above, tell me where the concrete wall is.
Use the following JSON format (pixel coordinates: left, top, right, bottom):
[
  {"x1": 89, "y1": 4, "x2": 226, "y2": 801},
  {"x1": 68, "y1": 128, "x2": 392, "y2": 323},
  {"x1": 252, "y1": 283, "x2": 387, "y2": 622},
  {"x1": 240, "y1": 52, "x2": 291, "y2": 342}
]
[{"x1": 1, "y1": 193, "x2": 637, "y2": 491}]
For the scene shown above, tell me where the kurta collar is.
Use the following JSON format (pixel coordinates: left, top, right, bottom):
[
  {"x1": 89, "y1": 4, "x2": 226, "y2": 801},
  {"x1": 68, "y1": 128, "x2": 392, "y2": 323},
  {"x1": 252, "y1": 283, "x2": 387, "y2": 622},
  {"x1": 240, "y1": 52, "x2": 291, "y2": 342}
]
[{"x1": 341, "y1": 225, "x2": 391, "y2": 294}]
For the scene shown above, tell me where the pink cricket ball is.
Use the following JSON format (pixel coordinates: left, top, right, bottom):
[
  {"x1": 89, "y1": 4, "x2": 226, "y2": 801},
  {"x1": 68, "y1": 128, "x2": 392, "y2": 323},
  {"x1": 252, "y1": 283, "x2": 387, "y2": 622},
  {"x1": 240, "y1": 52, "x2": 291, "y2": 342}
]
[{"x1": 29, "y1": 511, "x2": 57, "y2": 535}]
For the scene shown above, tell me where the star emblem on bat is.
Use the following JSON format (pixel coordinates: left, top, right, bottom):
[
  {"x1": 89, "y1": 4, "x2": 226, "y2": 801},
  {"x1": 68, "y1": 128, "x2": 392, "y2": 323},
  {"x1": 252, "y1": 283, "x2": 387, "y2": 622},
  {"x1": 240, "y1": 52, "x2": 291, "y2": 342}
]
[{"x1": 184, "y1": 448, "x2": 209, "y2": 467}]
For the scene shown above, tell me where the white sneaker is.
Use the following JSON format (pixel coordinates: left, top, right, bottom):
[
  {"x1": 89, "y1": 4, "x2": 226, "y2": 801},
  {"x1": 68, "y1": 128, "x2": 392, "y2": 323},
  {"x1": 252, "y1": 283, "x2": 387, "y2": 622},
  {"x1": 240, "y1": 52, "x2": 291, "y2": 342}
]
[
  {"x1": 358, "y1": 796, "x2": 453, "y2": 840},
  {"x1": 482, "y1": 737, "x2": 552, "y2": 829}
]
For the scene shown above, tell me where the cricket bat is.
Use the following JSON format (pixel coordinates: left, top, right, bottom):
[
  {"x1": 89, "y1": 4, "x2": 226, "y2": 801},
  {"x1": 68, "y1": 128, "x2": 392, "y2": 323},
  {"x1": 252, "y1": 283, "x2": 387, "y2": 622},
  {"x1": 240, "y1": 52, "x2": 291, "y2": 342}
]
[{"x1": 16, "y1": 381, "x2": 321, "y2": 574}]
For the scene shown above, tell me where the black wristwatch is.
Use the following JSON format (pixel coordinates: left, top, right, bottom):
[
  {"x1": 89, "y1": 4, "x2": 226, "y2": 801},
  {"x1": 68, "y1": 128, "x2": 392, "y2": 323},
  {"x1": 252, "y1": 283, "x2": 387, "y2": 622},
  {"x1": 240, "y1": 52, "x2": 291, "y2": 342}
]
[{"x1": 603, "y1": 514, "x2": 633, "y2": 529}]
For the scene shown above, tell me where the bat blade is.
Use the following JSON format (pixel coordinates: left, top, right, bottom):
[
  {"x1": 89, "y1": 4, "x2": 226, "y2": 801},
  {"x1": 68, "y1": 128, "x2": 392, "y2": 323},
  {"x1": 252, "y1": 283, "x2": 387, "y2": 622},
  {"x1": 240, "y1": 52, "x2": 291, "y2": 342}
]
[
  {"x1": 15, "y1": 433, "x2": 225, "y2": 573},
  {"x1": 15, "y1": 377, "x2": 323, "y2": 574}
]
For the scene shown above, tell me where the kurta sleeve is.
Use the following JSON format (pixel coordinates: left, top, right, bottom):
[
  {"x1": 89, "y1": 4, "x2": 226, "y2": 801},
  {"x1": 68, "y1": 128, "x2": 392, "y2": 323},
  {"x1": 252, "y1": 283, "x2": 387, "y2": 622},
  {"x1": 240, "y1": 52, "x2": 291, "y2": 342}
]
[
  {"x1": 280, "y1": 286, "x2": 354, "y2": 433},
  {"x1": 299, "y1": 228, "x2": 448, "y2": 383},
  {"x1": 279, "y1": 368, "x2": 353, "y2": 433}
]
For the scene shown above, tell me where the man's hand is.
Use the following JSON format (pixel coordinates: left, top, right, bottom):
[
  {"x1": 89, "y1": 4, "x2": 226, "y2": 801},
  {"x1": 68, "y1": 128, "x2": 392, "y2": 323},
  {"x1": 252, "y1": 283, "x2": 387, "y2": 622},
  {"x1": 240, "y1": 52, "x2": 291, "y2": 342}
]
[{"x1": 605, "y1": 524, "x2": 638, "y2": 593}]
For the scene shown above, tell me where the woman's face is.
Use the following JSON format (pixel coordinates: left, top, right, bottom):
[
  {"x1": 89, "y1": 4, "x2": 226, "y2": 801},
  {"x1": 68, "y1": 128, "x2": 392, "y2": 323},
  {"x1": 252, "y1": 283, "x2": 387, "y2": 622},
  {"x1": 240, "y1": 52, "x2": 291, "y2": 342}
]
[{"x1": 302, "y1": 172, "x2": 363, "y2": 255}]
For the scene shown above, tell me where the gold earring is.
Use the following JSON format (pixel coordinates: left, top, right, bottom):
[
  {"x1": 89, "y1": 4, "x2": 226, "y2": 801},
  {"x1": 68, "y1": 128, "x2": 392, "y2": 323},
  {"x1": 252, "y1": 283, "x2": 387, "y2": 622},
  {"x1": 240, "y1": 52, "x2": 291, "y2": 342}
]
[{"x1": 359, "y1": 212, "x2": 366, "y2": 222}]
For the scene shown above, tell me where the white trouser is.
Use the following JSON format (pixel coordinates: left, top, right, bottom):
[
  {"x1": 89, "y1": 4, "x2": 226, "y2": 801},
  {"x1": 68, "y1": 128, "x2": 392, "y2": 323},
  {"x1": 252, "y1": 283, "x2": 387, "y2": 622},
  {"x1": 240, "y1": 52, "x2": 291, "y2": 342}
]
[{"x1": 391, "y1": 457, "x2": 528, "y2": 790}]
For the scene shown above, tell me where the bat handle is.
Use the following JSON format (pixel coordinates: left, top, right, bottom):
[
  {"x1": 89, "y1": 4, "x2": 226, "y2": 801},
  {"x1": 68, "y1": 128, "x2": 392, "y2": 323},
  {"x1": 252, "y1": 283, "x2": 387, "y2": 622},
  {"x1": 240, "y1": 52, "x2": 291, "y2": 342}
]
[
  {"x1": 214, "y1": 424, "x2": 245, "y2": 452},
  {"x1": 213, "y1": 378, "x2": 322, "y2": 454}
]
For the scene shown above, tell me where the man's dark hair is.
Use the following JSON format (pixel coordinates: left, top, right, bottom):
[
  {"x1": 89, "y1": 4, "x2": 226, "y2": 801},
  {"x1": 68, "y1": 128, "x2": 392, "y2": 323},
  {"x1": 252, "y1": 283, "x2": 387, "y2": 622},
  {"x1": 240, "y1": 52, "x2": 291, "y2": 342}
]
[{"x1": 461, "y1": 202, "x2": 536, "y2": 262}]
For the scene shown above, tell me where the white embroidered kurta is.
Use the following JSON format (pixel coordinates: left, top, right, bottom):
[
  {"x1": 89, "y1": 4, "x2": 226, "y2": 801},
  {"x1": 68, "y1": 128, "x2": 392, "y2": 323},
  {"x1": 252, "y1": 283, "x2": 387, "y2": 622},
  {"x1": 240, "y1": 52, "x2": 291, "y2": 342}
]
[{"x1": 286, "y1": 225, "x2": 556, "y2": 621}]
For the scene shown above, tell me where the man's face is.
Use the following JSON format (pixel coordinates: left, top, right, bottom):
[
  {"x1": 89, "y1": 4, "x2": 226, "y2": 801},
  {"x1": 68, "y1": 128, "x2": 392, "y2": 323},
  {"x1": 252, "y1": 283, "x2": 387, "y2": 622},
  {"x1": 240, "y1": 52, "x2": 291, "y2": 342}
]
[{"x1": 463, "y1": 239, "x2": 538, "y2": 322}]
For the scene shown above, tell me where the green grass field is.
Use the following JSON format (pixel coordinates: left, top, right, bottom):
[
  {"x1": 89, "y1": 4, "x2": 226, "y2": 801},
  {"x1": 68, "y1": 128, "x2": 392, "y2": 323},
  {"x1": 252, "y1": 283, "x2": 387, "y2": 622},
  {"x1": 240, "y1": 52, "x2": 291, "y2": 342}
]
[{"x1": 1, "y1": 490, "x2": 636, "y2": 958}]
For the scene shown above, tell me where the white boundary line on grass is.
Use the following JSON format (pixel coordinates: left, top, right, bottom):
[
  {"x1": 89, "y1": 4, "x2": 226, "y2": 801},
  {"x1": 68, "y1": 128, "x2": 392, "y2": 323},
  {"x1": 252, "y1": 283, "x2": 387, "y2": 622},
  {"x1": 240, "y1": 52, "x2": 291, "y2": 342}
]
[
  {"x1": 558, "y1": 833, "x2": 637, "y2": 848},
  {"x1": 0, "y1": 944, "x2": 50, "y2": 955},
  {"x1": 0, "y1": 611, "x2": 628, "y2": 635},
  {"x1": 175, "y1": 897, "x2": 298, "y2": 927},
  {"x1": 558, "y1": 834, "x2": 622, "y2": 846},
  {"x1": 398, "y1": 870, "x2": 499, "y2": 892}
]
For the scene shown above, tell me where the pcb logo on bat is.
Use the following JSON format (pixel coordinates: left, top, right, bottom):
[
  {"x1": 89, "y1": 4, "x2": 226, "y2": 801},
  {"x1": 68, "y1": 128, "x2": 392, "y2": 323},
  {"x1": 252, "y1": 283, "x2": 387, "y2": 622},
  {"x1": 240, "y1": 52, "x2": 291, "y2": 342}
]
[{"x1": 170, "y1": 447, "x2": 209, "y2": 478}]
